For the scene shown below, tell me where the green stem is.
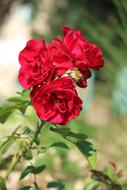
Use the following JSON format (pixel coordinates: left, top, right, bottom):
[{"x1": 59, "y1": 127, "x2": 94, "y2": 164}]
[
  {"x1": 30, "y1": 121, "x2": 44, "y2": 147},
  {"x1": 4, "y1": 151, "x2": 21, "y2": 180},
  {"x1": 4, "y1": 121, "x2": 45, "y2": 180}
]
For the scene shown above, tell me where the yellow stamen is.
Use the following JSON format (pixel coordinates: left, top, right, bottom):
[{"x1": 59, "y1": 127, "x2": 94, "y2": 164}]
[{"x1": 70, "y1": 70, "x2": 82, "y2": 82}]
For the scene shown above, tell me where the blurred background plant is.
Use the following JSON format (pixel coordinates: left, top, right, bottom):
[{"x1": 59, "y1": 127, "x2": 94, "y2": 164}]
[{"x1": 0, "y1": 0, "x2": 127, "y2": 189}]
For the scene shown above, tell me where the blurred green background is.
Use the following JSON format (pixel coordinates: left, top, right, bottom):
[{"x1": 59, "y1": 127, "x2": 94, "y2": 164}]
[{"x1": 0, "y1": 0, "x2": 127, "y2": 189}]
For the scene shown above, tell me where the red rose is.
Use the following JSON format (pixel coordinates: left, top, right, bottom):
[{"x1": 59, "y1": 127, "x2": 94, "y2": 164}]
[
  {"x1": 63, "y1": 26, "x2": 104, "y2": 69},
  {"x1": 85, "y1": 43, "x2": 104, "y2": 69},
  {"x1": 48, "y1": 27, "x2": 89, "y2": 75},
  {"x1": 30, "y1": 77, "x2": 82, "y2": 124},
  {"x1": 48, "y1": 37, "x2": 74, "y2": 75},
  {"x1": 18, "y1": 38, "x2": 54, "y2": 90},
  {"x1": 48, "y1": 36, "x2": 90, "y2": 88},
  {"x1": 63, "y1": 26, "x2": 88, "y2": 60},
  {"x1": 48, "y1": 26, "x2": 103, "y2": 88}
]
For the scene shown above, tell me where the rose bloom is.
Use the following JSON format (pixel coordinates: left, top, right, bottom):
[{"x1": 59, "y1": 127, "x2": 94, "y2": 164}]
[
  {"x1": 48, "y1": 37, "x2": 91, "y2": 88},
  {"x1": 63, "y1": 26, "x2": 104, "y2": 69},
  {"x1": 48, "y1": 26, "x2": 104, "y2": 88},
  {"x1": 30, "y1": 77, "x2": 82, "y2": 125},
  {"x1": 48, "y1": 37, "x2": 74, "y2": 75},
  {"x1": 18, "y1": 38, "x2": 54, "y2": 90}
]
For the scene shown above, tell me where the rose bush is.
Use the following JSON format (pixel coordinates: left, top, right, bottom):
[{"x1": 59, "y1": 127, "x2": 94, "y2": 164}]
[
  {"x1": 18, "y1": 26, "x2": 104, "y2": 125},
  {"x1": 0, "y1": 26, "x2": 108, "y2": 189}
]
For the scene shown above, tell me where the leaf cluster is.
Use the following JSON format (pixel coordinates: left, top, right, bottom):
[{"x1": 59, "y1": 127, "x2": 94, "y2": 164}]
[{"x1": 0, "y1": 90, "x2": 30, "y2": 123}]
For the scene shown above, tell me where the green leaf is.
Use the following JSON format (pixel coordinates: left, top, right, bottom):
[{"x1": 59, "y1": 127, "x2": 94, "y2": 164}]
[
  {"x1": 24, "y1": 149, "x2": 33, "y2": 160},
  {"x1": 0, "y1": 138, "x2": 7, "y2": 147},
  {"x1": 50, "y1": 142, "x2": 69, "y2": 149},
  {"x1": 50, "y1": 127, "x2": 87, "y2": 140},
  {"x1": 0, "y1": 155, "x2": 13, "y2": 170},
  {"x1": 7, "y1": 97, "x2": 25, "y2": 103},
  {"x1": 19, "y1": 105, "x2": 28, "y2": 115},
  {"x1": 91, "y1": 170, "x2": 112, "y2": 185},
  {"x1": 0, "y1": 177, "x2": 7, "y2": 190},
  {"x1": 121, "y1": 183, "x2": 127, "y2": 190},
  {"x1": 34, "y1": 137, "x2": 40, "y2": 145},
  {"x1": 31, "y1": 165, "x2": 46, "y2": 174},
  {"x1": 111, "y1": 184, "x2": 122, "y2": 190},
  {"x1": 16, "y1": 100, "x2": 30, "y2": 115},
  {"x1": 0, "y1": 126, "x2": 20, "y2": 153},
  {"x1": 104, "y1": 165, "x2": 118, "y2": 181},
  {"x1": 20, "y1": 166, "x2": 35, "y2": 179},
  {"x1": 37, "y1": 146, "x2": 46, "y2": 154},
  {"x1": 0, "y1": 105, "x2": 15, "y2": 123},
  {"x1": 23, "y1": 127, "x2": 34, "y2": 139},
  {"x1": 20, "y1": 186, "x2": 32, "y2": 190},
  {"x1": 75, "y1": 140, "x2": 97, "y2": 169},
  {"x1": 17, "y1": 89, "x2": 30, "y2": 99},
  {"x1": 0, "y1": 91, "x2": 31, "y2": 123},
  {"x1": 68, "y1": 132, "x2": 87, "y2": 140},
  {"x1": 84, "y1": 180, "x2": 100, "y2": 190},
  {"x1": 7, "y1": 92, "x2": 30, "y2": 106},
  {"x1": 20, "y1": 165, "x2": 46, "y2": 180},
  {"x1": 91, "y1": 170, "x2": 122, "y2": 190},
  {"x1": 50, "y1": 127, "x2": 70, "y2": 137},
  {"x1": 0, "y1": 136, "x2": 16, "y2": 154},
  {"x1": 0, "y1": 97, "x2": 30, "y2": 123},
  {"x1": 47, "y1": 181, "x2": 64, "y2": 189}
]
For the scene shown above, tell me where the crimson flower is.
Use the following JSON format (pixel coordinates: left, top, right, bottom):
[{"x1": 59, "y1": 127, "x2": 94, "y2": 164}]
[
  {"x1": 48, "y1": 26, "x2": 104, "y2": 88},
  {"x1": 18, "y1": 38, "x2": 54, "y2": 90},
  {"x1": 30, "y1": 77, "x2": 82, "y2": 125}
]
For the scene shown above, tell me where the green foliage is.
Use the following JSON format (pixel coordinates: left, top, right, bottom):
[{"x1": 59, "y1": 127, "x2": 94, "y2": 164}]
[
  {"x1": 0, "y1": 136, "x2": 16, "y2": 154},
  {"x1": 0, "y1": 105, "x2": 17, "y2": 123},
  {"x1": 50, "y1": 142, "x2": 69, "y2": 149},
  {"x1": 122, "y1": 184, "x2": 127, "y2": 190},
  {"x1": 75, "y1": 140, "x2": 97, "y2": 169},
  {"x1": 23, "y1": 127, "x2": 34, "y2": 140},
  {"x1": 20, "y1": 184, "x2": 40, "y2": 190},
  {"x1": 20, "y1": 164, "x2": 46, "y2": 180},
  {"x1": 0, "y1": 177, "x2": 7, "y2": 190},
  {"x1": 47, "y1": 181, "x2": 65, "y2": 189},
  {"x1": 50, "y1": 126, "x2": 96, "y2": 168},
  {"x1": 50, "y1": 127, "x2": 70, "y2": 137},
  {"x1": 84, "y1": 180, "x2": 100, "y2": 190},
  {"x1": 0, "y1": 126, "x2": 20, "y2": 154},
  {"x1": 24, "y1": 149, "x2": 33, "y2": 160},
  {"x1": 36, "y1": 146, "x2": 46, "y2": 154},
  {"x1": 0, "y1": 155, "x2": 13, "y2": 170},
  {"x1": 0, "y1": 90, "x2": 30, "y2": 123},
  {"x1": 91, "y1": 170, "x2": 113, "y2": 186},
  {"x1": 20, "y1": 186, "x2": 32, "y2": 190},
  {"x1": 50, "y1": 126, "x2": 87, "y2": 140},
  {"x1": 91, "y1": 170, "x2": 122, "y2": 190},
  {"x1": 0, "y1": 87, "x2": 126, "y2": 189},
  {"x1": 68, "y1": 132, "x2": 87, "y2": 139},
  {"x1": 104, "y1": 163, "x2": 119, "y2": 181}
]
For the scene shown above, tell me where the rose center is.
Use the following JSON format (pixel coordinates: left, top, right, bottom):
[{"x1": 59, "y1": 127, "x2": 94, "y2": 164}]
[
  {"x1": 69, "y1": 69, "x2": 82, "y2": 82},
  {"x1": 56, "y1": 101, "x2": 66, "y2": 113}
]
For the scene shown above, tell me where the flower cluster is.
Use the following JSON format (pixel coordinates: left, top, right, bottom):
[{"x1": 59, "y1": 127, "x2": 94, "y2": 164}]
[{"x1": 18, "y1": 26, "x2": 104, "y2": 125}]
